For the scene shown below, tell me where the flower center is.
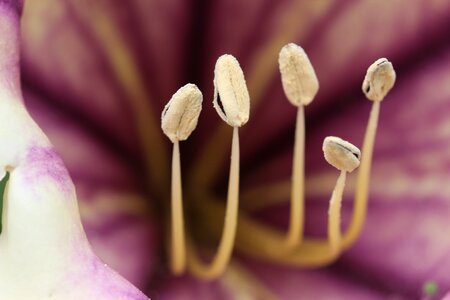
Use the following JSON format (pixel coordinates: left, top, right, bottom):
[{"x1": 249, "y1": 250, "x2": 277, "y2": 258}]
[{"x1": 158, "y1": 46, "x2": 396, "y2": 280}]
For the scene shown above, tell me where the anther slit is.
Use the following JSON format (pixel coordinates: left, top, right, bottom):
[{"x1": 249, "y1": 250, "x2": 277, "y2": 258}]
[{"x1": 216, "y1": 93, "x2": 227, "y2": 117}]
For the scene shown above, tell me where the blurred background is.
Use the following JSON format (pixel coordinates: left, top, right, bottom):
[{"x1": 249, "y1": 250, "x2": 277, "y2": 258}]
[{"x1": 18, "y1": 0, "x2": 450, "y2": 299}]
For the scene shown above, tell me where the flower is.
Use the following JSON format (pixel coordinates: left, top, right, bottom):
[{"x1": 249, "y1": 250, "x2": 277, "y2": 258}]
[{"x1": 0, "y1": 0, "x2": 449, "y2": 299}]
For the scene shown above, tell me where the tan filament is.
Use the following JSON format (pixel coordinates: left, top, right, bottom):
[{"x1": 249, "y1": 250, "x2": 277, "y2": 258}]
[
  {"x1": 328, "y1": 170, "x2": 346, "y2": 255},
  {"x1": 285, "y1": 106, "x2": 305, "y2": 249},
  {"x1": 187, "y1": 127, "x2": 240, "y2": 280},
  {"x1": 170, "y1": 140, "x2": 186, "y2": 274},
  {"x1": 342, "y1": 100, "x2": 379, "y2": 248}
]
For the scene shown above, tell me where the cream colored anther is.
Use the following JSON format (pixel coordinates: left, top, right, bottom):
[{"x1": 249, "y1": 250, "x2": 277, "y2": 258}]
[
  {"x1": 323, "y1": 137, "x2": 360, "y2": 173},
  {"x1": 213, "y1": 54, "x2": 250, "y2": 127},
  {"x1": 162, "y1": 83, "x2": 203, "y2": 143},
  {"x1": 279, "y1": 43, "x2": 319, "y2": 106},
  {"x1": 161, "y1": 83, "x2": 202, "y2": 275},
  {"x1": 362, "y1": 58, "x2": 396, "y2": 102}
]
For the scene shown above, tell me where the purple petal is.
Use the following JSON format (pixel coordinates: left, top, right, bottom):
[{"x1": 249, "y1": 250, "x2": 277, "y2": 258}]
[
  {"x1": 244, "y1": 260, "x2": 390, "y2": 300},
  {"x1": 156, "y1": 275, "x2": 229, "y2": 300},
  {"x1": 21, "y1": 0, "x2": 192, "y2": 156}
]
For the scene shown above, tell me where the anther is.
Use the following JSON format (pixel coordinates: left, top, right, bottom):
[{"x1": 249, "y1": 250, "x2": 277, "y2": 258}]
[
  {"x1": 362, "y1": 58, "x2": 396, "y2": 101},
  {"x1": 162, "y1": 83, "x2": 203, "y2": 275},
  {"x1": 279, "y1": 43, "x2": 319, "y2": 106},
  {"x1": 161, "y1": 83, "x2": 203, "y2": 143},
  {"x1": 213, "y1": 54, "x2": 250, "y2": 127},
  {"x1": 323, "y1": 136, "x2": 361, "y2": 173}
]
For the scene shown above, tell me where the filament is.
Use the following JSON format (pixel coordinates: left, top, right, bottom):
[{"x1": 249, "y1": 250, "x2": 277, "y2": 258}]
[
  {"x1": 170, "y1": 140, "x2": 186, "y2": 275},
  {"x1": 328, "y1": 170, "x2": 346, "y2": 254},
  {"x1": 285, "y1": 105, "x2": 305, "y2": 249},
  {"x1": 187, "y1": 127, "x2": 240, "y2": 280},
  {"x1": 342, "y1": 100, "x2": 380, "y2": 249}
]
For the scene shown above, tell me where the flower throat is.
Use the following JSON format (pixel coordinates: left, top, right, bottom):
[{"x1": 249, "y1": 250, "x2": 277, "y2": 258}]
[{"x1": 160, "y1": 45, "x2": 396, "y2": 281}]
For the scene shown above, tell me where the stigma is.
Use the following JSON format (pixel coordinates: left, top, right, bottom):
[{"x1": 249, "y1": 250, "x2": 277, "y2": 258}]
[{"x1": 161, "y1": 46, "x2": 396, "y2": 280}]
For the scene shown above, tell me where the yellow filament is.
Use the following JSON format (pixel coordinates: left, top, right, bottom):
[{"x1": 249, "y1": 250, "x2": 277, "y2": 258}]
[
  {"x1": 342, "y1": 100, "x2": 380, "y2": 249},
  {"x1": 187, "y1": 127, "x2": 240, "y2": 280},
  {"x1": 196, "y1": 196, "x2": 339, "y2": 267},
  {"x1": 72, "y1": 4, "x2": 169, "y2": 193},
  {"x1": 328, "y1": 170, "x2": 346, "y2": 255},
  {"x1": 170, "y1": 140, "x2": 186, "y2": 275},
  {"x1": 285, "y1": 106, "x2": 305, "y2": 249}
]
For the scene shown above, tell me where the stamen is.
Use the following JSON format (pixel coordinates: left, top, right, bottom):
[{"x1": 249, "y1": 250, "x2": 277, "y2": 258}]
[
  {"x1": 162, "y1": 55, "x2": 394, "y2": 275},
  {"x1": 161, "y1": 83, "x2": 202, "y2": 275},
  {"x1": 323, "y1": 137, "x2": 360, "y2": 254},
  {"x1": 188, "y1": 54, "x2": 249, "y2": 279},
  {"x1": 343, "y1": 58, "x2": 395, "y2": 248},
  {"x1": 278, "y1": 43, "x2": 319, "y2": 249}
]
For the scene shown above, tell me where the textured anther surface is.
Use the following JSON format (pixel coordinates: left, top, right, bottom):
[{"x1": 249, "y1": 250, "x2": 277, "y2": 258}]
[
  {"x1": 161, "y1": 83, "x2": 203, "y2": 143},
  {"x1": 323, "y1": 136, "x2": 361, "y2": 173},
  {"x1": 362, "y1": 58, "x2": 396, "y2": 101},
  {"x1": 279, "y1": 43, "x2": 319, "y2": 106},
  {"x1": 213, "y1": 54, "x2": 250, "y2": 127}
]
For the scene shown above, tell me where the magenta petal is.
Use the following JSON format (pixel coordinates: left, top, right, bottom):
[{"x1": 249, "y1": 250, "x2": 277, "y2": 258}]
[
  {"x1": 20, "y1": 0, "x2": 192, "y2": 155},
  {"x1": 238, "y1": 0, "x2": 450, "y2": 165},
  {"x1": 0, "y1": 0, "x2": 22, "y2": 13},
  {"x1": 156, "y1": 275, "x2": 230, "y2": 300},
  {"x1": 245, "y1": 261, "x2": 388, "y2": 300}
]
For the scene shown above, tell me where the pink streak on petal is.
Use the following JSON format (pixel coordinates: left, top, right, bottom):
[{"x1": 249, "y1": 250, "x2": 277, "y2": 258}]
[
  {"x1": 23, "y1": 144, "x2": 73, "y2": 195},
  {"x1": 0, "y1": 1, "x2": 21, "y2": 99}
]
